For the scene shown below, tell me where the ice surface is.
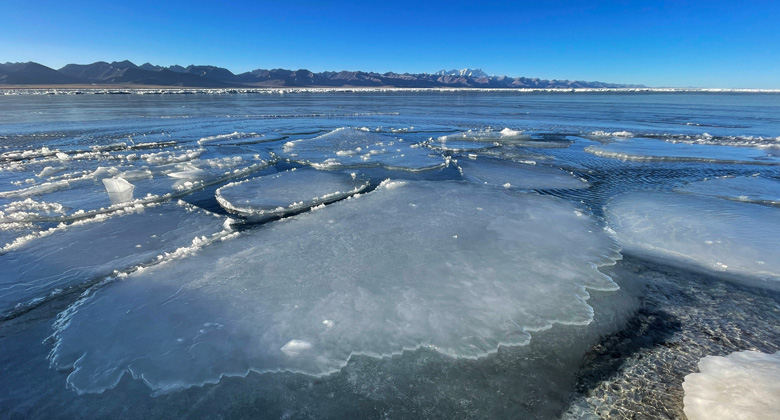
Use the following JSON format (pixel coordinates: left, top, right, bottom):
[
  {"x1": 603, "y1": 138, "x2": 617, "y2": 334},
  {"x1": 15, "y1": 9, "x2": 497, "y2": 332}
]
[
  {"x1": 676, "y1": 175, "x2": 780, "y2": 205},
  {"x1": 0, "y1": 202, "x2": 228, "y2": 317},
  {"x1": 457, "y1": 157, "x2": 589, "y2": 190},
  {"x1": 216, "y1": 169, "x2": 369, "y2": 221},
  {"x1": 102, "y1": 177, "x2": 134, "y2": 205},
  {"x1": 50, "y1": 180, "x2": 619, "y2": 394},
  {"x1": 683, "y1": 350, "x2": 780, "y2": 420},
  {"x1": 605, "y1": 192, "x2": 780, "y2": 287},
  {"x1": 585, "y1": 138, "x2": 780, "y2": 165},
  {"x1": 0, "y1": 152, "x2": 273, "y2": 223},
  {"x1": 278, "y1": 127, "x2": 446, "y2": 171}
]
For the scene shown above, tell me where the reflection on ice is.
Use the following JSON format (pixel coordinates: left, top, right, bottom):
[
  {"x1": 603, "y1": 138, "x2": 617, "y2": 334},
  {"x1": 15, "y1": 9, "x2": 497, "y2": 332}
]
[
  {"x1": 50, "y1": 181, "x2": 619, "y2": 394},
  {"x1": 216, "y1": 169, "x2": 369, "y2": 221},
  {"x1": 279, "y1": 127, "x2": 446, "y2": 171},
  {"x1": 605, "y1": 192, "x2": 780, "y2": 287},
  {"x1": 457, "y1": 157, "x2": 589, "y2": 190}
]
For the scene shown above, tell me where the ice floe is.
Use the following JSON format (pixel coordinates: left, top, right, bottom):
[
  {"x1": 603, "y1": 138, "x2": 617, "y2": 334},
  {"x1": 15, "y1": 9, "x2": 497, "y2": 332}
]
[
  {"x1": 457, "y1": 157, "x2": 589, "y2": 190},
  {"x1": 278, "y1": 127, "x2": 446, "y2": 171},
  {"x1": 676, "y1": 175, "x2": 780, "y2": 205},
  {"x1": 585, "y1": 138, "x2": 780, "y2": 165},
  {"x1": 216, "y1": 169, "x2": 369, "y2": 221},
  {"x1": 605, "y1": 192, "x2": 780, "y2": 287},
  {"x1": 683, "y1": 350, "x2": 780, "y2": 420},
  {"x1": 50, "y1": 180, "x2": 619, "y2": 394},
  {"x1": 0, "y1": 201, "x2": 229, "y2": 317}
]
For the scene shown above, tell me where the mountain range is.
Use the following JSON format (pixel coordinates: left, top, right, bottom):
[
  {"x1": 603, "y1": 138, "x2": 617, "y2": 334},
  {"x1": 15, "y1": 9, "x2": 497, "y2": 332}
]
[{"x1": 0, "y1": 61, "x2": 643, "y2": 89}]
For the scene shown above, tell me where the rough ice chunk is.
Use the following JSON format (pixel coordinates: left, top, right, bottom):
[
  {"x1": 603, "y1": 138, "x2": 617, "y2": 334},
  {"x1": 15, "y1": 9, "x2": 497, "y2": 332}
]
[
  {"x1": 278, "y1": 127, "x2": 446, "y2": 171},
  {"x1": 0, "y1": 202, "x2": 228, "y2": 317},
  {"x1": 605, "y1": 192, "x2": 780, "y2": 286},
  {"x1": 216, "y1": 169, "x2": 369, "y2": 221},
  {"x1": 50, "y1": 181, "x2": 619, "y2": 394},
  {"x1": 101, "y1": 177, "x2": 134, "y2": 205},
  {"x1": 683, "y1": 350, "x2": 780, "y2": 420},
  {"x1": 676, "y1": 175, "x2": 780, "y2": 205},
  {"x1": 585, "y1": 138, "x2": 780, "y2": 165},
  {"x1": 458, "y1": 157, "x2": 589, "y2": 190}
]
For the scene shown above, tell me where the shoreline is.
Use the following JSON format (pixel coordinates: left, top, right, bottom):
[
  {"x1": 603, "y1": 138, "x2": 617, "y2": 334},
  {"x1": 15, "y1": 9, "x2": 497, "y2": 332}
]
[{"x1": 1, "y1": 85, "x2": 779, "y2": 93}]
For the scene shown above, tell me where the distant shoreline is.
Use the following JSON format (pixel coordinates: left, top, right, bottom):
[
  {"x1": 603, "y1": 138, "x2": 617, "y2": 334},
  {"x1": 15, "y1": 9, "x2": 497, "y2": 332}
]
[{"x1": 1, "y1": 85, "x2": 779, "y2": 93}]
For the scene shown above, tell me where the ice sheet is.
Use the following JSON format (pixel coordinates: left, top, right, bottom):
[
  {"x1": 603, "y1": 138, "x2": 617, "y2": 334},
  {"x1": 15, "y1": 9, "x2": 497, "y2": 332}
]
[
  {"x1": 605, "y1": 192, "x2": 780, "y2": 286},
  {"x1": 50, "y1": 180, "x2": 619, "y2": 394},
  {"x1": 216, "y1": 169, "x2": 369, "y2": 220},
  {"x1": 457, "y1": 157, "x2": 589, "y2": 189},
  {"x1": 683, "y1": 350, "x2": 780, "y2": 420}
]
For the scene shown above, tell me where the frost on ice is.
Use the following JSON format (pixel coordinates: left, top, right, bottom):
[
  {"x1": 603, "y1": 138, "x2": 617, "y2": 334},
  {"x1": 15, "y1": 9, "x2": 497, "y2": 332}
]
[
  {"x1": 683, "y1": 350, "x2": 780, "y2": 420},
  {"x1": 50, "y1": 181, "x2": 620, "y2": 394},
  {"x1": 0, "y1": 202, "x2": 228, "y2": 317},
  {"x1": 216, "y1": 169, "x2": 369, "y2": 221},
  {"x1": 278, "y1": 127, "x2": 446, "y2": 171},
  {"x1": 605, "y1": 192, "x2": 780, "y2": 287},
  {"x1": 457, "y1": 157, "x2": 589, "y2": 190}
]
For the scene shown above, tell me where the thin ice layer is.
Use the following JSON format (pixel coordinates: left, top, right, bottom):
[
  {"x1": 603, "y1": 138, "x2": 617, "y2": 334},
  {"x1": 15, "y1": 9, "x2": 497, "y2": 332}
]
[
  {"x1": 683, "y1": 350, "x2": 780, "y2": 420},
  {"x1": 279, "y1": 127, "x2": 446, "y2": 171},
  {"x1": 457, "y1": 157, "x2": 589, "y2": 189},
  {"x1": 605, "y1": 192, "x2": 780, "y2": 286},
  {"x1": 0, "y1": 202, "x2": 228, "y2": 316},
  {"x1": 216, "y1": 169, "x2": 369, "y2": 220},
  {"x1": 676, "y1": 175, "x2": 780, "y2": 205},
  {"x1": 50, "y1": 181, "x2": 619, "y2": 394},
  {"x1": 585, "y1": 138, "x2": 780, "y2": 165}
]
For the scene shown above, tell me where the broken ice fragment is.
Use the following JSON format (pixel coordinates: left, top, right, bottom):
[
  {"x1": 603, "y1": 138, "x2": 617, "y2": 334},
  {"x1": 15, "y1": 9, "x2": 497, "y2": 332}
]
[
  {"x1": 281, "y1": 340, "x2": 313, "y2": 357},
  {"x1": 101, "y1": 177, "x2": 134, "y2": 204}
]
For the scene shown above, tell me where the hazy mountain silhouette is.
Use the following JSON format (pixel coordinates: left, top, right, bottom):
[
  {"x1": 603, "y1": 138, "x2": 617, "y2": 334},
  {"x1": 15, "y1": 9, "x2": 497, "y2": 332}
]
[{"x1": 0, "y1": 61, "x2": 644, "y2": 88}]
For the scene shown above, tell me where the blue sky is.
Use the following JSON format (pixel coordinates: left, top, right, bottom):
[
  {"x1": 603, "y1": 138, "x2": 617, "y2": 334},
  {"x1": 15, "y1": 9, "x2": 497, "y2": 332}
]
[{"x1": 2, "y1": 0, "x2": 779, "y2": 88}]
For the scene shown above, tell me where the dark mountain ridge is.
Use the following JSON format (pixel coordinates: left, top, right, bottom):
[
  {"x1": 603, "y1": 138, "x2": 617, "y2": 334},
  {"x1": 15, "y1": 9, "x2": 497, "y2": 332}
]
[{"x1": 0, "y1": 61, "x2": 644, "y2": 88}]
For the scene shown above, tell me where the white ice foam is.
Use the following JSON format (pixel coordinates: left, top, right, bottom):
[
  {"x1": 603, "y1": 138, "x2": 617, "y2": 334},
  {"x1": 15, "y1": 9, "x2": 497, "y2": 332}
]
[
  {"x1": 50, "y1": 180, "x2": 619, "y2": 394},
  {"x1": 683, "y1": 350, "x2": 780, "y2": 420}
]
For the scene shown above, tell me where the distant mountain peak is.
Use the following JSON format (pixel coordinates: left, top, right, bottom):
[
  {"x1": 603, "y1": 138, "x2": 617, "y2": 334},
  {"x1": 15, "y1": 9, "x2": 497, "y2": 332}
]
[
  {"x1": 0, "y1": 60, "x2": 642, "y2": 89},
  {"x1": 436, "y1": 68, "x2": 490, "y2": 78}
]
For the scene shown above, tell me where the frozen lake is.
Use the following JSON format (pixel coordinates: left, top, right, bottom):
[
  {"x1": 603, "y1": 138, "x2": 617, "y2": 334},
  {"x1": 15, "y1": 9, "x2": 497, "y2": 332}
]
[{"x1": 1, "y1": 90, "x2": 779, "y2": 419}]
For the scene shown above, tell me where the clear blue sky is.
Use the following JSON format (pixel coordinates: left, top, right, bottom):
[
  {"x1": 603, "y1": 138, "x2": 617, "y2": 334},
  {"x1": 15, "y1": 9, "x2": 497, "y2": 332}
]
[{"x1": 2, "y1": 0, "x2": 779, "y2": 88}]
